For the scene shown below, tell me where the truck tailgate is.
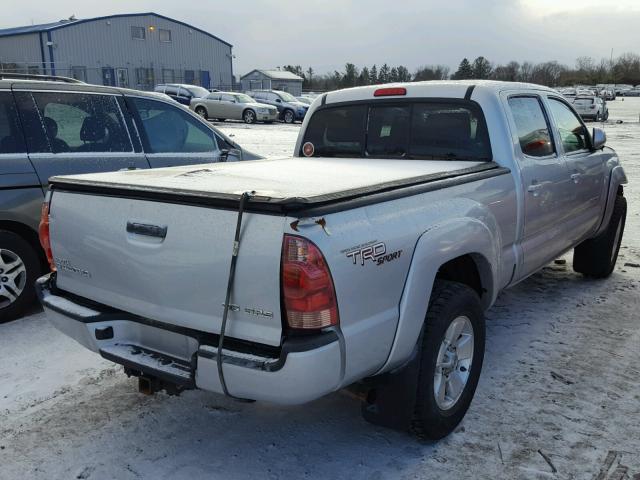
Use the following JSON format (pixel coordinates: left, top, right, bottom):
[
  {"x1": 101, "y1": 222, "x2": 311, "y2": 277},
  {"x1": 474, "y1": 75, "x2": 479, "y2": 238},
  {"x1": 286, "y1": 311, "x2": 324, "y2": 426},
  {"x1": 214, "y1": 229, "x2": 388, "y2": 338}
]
[{"x1": 49, "y1": 191, "x2": 285, "y2": 347}]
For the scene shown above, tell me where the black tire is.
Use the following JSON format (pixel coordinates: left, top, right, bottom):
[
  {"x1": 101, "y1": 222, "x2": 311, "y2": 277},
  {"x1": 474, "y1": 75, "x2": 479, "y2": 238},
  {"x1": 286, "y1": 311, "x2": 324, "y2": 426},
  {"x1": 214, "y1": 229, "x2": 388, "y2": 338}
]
[
  {"x1": 216, "y1": 118, "x2": 226, "y2": 122},
  {"x1": 195, "y1": 106, "x2": 208, "y2": 120},
  {"x1": 243, "y1": 109, "x2": 256, "y2": 124},
  {"x1": 411, "y1": 280, "x2": 485, "y2": 440},
  {"x1": 573, "y1": 194, "x2": 626, "y2": 278},
  {"x1": 283, "y1": 109, "x2": 295, "y2": 124},
  {"x1": 604, "y1": 111, "x2": 609, "y2": 121},
  {"x1": 0, "y1": 230, "x2": 41, "y2": 323}
]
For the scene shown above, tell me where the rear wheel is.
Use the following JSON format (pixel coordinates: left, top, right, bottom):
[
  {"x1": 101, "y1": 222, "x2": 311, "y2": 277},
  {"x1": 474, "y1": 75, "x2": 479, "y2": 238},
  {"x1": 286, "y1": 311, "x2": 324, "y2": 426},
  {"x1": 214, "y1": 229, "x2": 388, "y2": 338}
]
[
  {"x1": 283, "y1": 110, "x2": 295, "y2": 124},
  {"x1": 216, "y1": 118, "x2": 226, "y2": 122},
  {"x1": 0, "y1": 230, "x2": 41, "y2": 323},
  {"x1": 411, "y1": 280, "x2": 485, "y2": 440},
  {"x1": 195, "y1": 106, "x2": 208, "y2": 119},
  {"x1": 243, "y1": 109, "x2": 256, "y2": 124},
  {"x1": 573, "y1": 194, "x2": 626, "y2": 278}
]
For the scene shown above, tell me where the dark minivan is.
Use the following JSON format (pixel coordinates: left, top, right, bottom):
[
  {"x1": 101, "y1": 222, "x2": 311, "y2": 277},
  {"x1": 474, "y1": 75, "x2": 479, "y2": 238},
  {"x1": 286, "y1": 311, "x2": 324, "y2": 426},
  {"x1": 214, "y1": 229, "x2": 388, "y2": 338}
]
[{"x1": 0, "y1": 74, "x2": 258, "y2": 321}]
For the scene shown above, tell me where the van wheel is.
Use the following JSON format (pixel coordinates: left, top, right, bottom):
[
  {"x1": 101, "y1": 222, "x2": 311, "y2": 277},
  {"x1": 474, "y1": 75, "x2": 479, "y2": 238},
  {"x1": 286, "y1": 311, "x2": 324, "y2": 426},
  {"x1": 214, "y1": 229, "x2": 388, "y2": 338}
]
[
  {"x1": 0, "y1": 230, "x2": 41, "y2": 323},
  {"x1": 573, "y1": 194, "x2": 626, "y2": 278},
  {"x1": 283, "y1": 110, "x2": 295, "y2": 124},
  {"x1": 243, "y1": 109, "x2": 256, "y2": 124},
  {"x1": 195, "y1": 107, "x2": 208, "y2": 119},
  {"x1": 411, "y1": 280, "x2": 485, "y2": 440}
]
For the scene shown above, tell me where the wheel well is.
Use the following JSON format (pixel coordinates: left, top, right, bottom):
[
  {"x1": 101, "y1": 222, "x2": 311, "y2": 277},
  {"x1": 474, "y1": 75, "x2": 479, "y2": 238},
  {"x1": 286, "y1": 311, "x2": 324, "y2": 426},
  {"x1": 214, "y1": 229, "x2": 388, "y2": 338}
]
[
  {"x1": 435, "y1": 255, "x2": 487, "y2": 299},
  {"x1": 0, "y1": 220, "x2": 46, "y2": 269},
  {"x1": 243, "y1": 108, "x2": 255, "y2": 117}
]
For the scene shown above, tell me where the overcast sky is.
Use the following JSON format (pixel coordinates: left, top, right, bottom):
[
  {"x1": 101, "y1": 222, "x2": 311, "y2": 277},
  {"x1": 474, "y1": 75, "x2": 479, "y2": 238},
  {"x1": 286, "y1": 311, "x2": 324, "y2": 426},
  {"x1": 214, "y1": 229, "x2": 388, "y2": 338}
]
[{"x1": 2, "y1": 0, "x2": 639, "y2": 75}]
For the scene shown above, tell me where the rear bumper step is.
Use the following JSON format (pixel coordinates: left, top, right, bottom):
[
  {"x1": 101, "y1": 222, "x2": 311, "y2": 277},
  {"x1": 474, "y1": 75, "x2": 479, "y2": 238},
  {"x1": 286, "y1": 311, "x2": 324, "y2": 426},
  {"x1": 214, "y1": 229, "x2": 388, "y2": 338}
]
[{"x1": 100, "y1": 344, "x2": 195, "y2": 387}]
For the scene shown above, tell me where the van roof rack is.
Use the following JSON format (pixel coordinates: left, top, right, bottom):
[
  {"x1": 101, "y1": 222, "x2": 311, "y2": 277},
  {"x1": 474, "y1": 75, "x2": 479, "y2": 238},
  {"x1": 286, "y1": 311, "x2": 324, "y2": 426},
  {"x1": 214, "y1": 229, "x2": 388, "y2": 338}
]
[{"x1": 0, "y1": 72, "x2": 85, "y2": 84}]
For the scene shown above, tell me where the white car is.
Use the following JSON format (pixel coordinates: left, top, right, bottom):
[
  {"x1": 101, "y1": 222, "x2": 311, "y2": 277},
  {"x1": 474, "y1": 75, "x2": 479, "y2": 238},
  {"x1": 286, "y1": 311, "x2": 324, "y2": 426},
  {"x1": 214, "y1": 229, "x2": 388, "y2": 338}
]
[
  {"x1": 571, "y1": 96, "x2": 608, "y2": 121},
  {"x1": 190, "y1": 92, "x2": 279, "y2": 124}
]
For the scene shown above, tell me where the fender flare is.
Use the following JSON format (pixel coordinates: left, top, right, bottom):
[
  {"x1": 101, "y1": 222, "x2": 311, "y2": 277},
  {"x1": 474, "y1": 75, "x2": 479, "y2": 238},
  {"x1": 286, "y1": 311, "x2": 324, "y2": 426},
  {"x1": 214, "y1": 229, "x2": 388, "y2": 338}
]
[
  {"x1": 595, "y1": 164, "x2": 627, "y2": 237},
  {"x1": 379, "y1": 217, "x2": 500, "y2": 373}
]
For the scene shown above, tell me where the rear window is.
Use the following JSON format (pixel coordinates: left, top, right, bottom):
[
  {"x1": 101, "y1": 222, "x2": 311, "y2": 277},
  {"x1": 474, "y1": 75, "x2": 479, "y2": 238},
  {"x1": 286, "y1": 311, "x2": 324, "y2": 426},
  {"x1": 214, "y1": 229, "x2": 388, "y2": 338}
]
[{"x1": 301, "y1": 101, "x2": 491, "y2": 161}]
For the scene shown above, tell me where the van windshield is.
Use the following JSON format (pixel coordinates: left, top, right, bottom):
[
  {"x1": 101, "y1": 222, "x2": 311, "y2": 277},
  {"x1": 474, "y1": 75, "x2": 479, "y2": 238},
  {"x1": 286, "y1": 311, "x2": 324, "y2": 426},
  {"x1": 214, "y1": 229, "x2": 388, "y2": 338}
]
[{"x1": 301, "y1": 101, "x2": 492, "y2": 161}]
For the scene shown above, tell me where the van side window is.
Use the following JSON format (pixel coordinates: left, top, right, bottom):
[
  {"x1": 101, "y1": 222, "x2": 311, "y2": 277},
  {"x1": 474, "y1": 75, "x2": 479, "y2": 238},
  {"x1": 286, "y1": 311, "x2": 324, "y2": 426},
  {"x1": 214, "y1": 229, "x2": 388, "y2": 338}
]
[
  {"x1": 131, "y1": 97, "x2": 217, "y2": 153},
  {"x1": 30, "y1": 92, "x2": 132, "y2": 154},
  {"x1": 508, "y1": 96, "x2": 554, "y2": 157},
  {"x1": 547, "y1": 98, "x2": 589, "y2": 153},
  {"x1": 0, "y1": 92, "x2": 26, "y2": 154}
]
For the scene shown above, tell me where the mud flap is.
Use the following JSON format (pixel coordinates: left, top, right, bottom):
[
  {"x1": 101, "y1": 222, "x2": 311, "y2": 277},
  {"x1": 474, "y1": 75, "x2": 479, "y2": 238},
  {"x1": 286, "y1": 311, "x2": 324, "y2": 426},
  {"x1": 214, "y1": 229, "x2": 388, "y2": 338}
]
[{"x1": 361, "y1": 344, "x2": 421, "y2": 431}]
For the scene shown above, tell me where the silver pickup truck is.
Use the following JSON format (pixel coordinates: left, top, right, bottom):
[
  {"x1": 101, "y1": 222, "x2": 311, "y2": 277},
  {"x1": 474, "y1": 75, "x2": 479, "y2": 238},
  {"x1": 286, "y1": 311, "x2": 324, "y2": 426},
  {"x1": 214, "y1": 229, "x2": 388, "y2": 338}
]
[{"x1": 37, "y1": 81, "x2": 627, "y2": 439}]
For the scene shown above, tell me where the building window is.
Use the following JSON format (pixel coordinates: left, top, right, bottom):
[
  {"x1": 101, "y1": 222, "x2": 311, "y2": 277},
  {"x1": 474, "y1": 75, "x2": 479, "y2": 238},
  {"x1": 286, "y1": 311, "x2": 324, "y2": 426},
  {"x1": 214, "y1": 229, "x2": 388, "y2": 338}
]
[
  {"x1": 131, "y1": 26, "x2": 146, "y2": 40},
  {"x1": 135, "y1": 68, "x2": 155, "y2": 90},
  {"x1": 159, "y1": 29, "x2": 172, "y2": 42},
  {"x1": 116, "y1": 68, "x2": 129, "y2": 87},
  {"x1": 71, "y1": 66, "x2": 87, "y2": 82}
]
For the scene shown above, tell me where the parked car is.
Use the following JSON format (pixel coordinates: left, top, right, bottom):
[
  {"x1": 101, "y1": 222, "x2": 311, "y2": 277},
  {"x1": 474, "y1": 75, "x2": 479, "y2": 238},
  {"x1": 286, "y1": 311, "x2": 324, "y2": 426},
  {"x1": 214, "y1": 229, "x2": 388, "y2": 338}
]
[
  {"x1": 571, "y1": 95, "x2": 608, "y2": 121},
  {"x1": 624, "y1": 88, "x2": 640, "y2": 97},
  {"x1": 246, "y1": 90, "x2": 308, "y2": 123},
  {"x1": 154, "y1": 84, "x2": 210, "y2": 106},
  {"x1": 0, "y1": 74, "x2": 259, "y2": 321},
  {"x1": 190, "y1": 92, "x2": 279, "y2": 124},
  {"x1": 37, "y1": 81, "x2": 627, "y2": 440},
  {"x1": 296, "y1": 96, "x2": 314, "y2": 105}
]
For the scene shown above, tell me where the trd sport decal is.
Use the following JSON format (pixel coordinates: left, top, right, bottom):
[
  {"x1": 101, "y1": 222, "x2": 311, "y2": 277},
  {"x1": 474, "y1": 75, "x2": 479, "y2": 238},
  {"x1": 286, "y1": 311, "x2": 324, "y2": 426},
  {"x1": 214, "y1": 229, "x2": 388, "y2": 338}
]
[{"x1": 343, "y1": 241, "x2": 403, "y2": 267}]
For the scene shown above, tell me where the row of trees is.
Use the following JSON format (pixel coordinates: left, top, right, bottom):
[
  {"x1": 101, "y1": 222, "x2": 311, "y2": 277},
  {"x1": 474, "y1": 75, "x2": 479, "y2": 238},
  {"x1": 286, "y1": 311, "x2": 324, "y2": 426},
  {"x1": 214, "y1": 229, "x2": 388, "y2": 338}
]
[{"x1": 278, "y1": 53, "x2": 640, "y2": 91}]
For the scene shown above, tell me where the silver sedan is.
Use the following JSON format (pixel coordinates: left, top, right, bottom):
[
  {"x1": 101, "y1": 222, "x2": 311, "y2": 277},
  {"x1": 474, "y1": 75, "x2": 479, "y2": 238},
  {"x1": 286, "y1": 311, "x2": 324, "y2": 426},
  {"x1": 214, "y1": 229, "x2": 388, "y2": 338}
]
[{"x1": 190, "y1": 92, "x2": 279, "y2": 124}]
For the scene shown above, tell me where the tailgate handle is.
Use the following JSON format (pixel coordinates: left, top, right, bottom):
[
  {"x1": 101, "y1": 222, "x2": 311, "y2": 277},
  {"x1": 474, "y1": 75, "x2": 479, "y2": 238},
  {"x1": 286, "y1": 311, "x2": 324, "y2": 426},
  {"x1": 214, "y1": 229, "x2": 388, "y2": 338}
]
[{"x1": 126, "y1": 222, "x2": 167, "y2": 239}]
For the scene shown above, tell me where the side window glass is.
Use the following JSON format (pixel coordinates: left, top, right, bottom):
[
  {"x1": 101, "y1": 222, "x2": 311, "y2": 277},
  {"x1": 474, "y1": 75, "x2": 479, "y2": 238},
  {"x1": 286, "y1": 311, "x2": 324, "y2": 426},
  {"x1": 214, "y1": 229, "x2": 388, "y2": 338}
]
[
  {"x1": 547, "y1": 98, "x2": 589, "y2": 153},
  {"x1": 164, "y1": 86, "x2": 178, "y2": 96},
  {"x1": 0, "y1": 92, "x2": 26, "y2": 154},
  {"x1": 13, "y1": 91, "x2": 50, "y2": 153},
  {"x1": 31, "y1": 92, "x2": 132, "y2": 153},
  {"x1": 131, "y1": 97, "x2": 217, "y2": 153},
  {"x1": 508, "y1": 96, "x2": 554, "y2": 157},
  {"x1": 221, "y1": 94, "x2": 234, "y2": 102}
]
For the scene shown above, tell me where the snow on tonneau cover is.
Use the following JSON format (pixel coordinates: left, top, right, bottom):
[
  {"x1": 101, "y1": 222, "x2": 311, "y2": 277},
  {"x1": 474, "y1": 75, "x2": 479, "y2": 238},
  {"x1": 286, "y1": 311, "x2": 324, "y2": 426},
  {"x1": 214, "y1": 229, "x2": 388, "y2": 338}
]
[{"x1": 48, "y1": 157, "x2": 488, "y2": 347}]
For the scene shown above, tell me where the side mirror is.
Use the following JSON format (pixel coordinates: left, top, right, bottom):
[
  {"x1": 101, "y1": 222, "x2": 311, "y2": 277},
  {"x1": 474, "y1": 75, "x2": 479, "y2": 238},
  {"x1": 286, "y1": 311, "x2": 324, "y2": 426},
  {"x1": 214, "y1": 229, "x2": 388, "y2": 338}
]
[
  {"x1": 592, "y1": 127, "x2": 606, "y2": 150},
  {"x1": 218, "y1": 148, "x2": 242, "y2": 162},
  {"x1": 275, "y1": 98, "x2": 282, "y2": 103}
]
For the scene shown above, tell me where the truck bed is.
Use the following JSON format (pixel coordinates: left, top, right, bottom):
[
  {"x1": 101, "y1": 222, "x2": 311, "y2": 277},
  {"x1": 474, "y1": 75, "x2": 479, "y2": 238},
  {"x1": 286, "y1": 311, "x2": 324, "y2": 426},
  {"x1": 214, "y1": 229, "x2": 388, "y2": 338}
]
[{"x1": 49, "y1": 157, "x2": 508, "y2": 214}]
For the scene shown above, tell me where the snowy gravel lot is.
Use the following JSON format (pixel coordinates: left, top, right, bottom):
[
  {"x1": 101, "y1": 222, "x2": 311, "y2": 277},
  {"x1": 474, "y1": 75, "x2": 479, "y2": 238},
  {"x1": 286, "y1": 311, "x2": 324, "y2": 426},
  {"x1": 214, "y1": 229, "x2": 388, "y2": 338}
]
[{"x1": 1, "y1": 100, "x2": 639, "y2": 480}]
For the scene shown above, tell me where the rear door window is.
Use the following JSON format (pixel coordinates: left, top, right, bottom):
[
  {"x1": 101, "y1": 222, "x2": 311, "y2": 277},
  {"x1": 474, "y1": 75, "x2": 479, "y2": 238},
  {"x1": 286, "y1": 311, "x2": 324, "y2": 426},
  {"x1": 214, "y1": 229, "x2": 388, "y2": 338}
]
[
  {"x1": 0, "y1": 92, "x2": 25, "y2": 154},
  {"x1": 31, "y1": 92, "x2": 132, "y2": 153},
  {"x1": 131, "y1": 97, "x2": 217, "y2": 153},
  {"x1": 507, "y1": 96, "x2": 554, "y2": 157},
  {"x1": 301, "y1": 102, "x2": 491, "y2": 161}
]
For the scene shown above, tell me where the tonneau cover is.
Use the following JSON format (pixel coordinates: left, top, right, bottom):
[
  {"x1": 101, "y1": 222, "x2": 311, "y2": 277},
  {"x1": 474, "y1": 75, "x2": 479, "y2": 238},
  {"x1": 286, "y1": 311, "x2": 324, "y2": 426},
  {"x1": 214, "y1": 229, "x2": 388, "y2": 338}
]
[{"x1": 49, "y1": 157, "x2": 502, "y2": 212}]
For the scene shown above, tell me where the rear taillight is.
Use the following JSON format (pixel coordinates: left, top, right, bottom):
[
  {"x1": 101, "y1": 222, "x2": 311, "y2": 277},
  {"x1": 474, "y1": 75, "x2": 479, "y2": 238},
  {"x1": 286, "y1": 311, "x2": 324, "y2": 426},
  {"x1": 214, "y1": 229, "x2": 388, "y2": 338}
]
[
  {"x1": 281, "y1": 234, "x2": 339, "y2": 330},
  {"x1": 38, "y1": 201, "x2": 55, "y2": 271}
]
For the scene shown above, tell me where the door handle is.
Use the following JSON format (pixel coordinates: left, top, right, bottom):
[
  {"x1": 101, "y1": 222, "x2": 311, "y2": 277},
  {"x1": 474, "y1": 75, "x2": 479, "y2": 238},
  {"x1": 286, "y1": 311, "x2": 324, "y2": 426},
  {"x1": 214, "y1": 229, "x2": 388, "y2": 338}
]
[
  {"x1": 527, "y1": 183, "x2": 543, "y2": 197},
  {"x1": 570, "y1": 173, "x2": 581, "y2": 184}
]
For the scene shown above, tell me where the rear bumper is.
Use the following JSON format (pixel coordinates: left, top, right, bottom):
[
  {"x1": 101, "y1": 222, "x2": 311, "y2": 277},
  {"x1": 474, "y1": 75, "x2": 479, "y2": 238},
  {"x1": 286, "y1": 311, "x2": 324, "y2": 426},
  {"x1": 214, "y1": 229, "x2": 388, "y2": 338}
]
[{"x1": 36, "y1": 274, "x2": 343, "y2": 404}]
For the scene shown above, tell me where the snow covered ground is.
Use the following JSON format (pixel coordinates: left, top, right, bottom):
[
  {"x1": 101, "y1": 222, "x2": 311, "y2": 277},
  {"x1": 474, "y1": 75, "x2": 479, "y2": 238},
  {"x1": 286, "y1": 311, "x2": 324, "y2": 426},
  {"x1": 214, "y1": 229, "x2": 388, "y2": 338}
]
[{"x1": 1, "y1": 100, "x2": 639, "y2": 480}]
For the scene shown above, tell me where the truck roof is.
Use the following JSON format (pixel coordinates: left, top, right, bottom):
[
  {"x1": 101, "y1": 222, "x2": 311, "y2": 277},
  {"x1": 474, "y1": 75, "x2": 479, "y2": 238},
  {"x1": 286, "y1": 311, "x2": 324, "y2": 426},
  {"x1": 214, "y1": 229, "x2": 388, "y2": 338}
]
[{"x1": 322, "y1": 80, "x2": 555, "y2": 105}]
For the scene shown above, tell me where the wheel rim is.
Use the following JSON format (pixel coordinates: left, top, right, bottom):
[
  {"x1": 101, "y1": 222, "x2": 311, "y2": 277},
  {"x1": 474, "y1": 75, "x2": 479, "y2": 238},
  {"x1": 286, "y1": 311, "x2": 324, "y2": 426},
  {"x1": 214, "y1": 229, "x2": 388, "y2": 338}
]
[
  {"x1": 434, "y1": 315, "x2": 474, "y2": 411},
  {"x1": 611, "y1": 217, "x2": 623, "y2": 264},
  {"x1": 0, "y1": 248, "x2": 27, "y2": 309},
  {"x1": 285, "y1": 111, "x2": 293, "y2": 123},
  {"x1": 245, "y1": 111, "x2": 255, "y2": 123},
  {"x1": 196, "y1": 108, "x2": 206, "y2": 118}
]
